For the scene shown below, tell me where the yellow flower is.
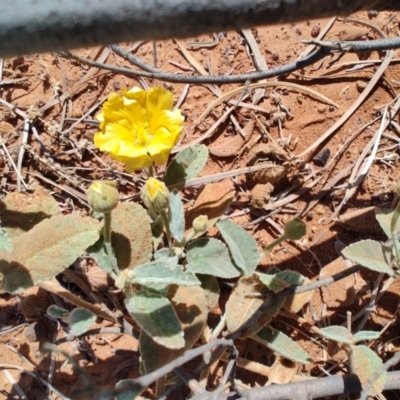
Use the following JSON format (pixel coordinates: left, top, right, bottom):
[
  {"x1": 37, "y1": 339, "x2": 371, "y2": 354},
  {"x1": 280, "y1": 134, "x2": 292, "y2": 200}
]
[
  {"x1": 94, "y1": 87, "x2": 184, "y2": 171},
  {"x1": 141, "y1": 177, "x2": 170, "y2": 213}
]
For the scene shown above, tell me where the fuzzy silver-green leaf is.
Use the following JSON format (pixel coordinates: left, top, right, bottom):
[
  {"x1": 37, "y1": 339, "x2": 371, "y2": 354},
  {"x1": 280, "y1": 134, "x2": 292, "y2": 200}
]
[
  {"x1": 217, "y1": 219, "x2": 259, "y2": 275},
  {"x1": 0, "y1": 214, "x2": 100, "y2": 293},
  {"x1": 186, "y1": 238, "x2": 240, "y2": 278},
  {"x1": 164, "y1": 144, "x2": 208, "y2": 186},
  {"x1": 253, "y1": 326, "x2": 312, "y2": 364},
  {"x1": 68, "y1": 308, "x2": 96, "y2": 336},
  {"x1": 319, "y1": 326, "x2": 353, "y2": 344},
  {"x1": 169, "y1": 190, "x2": 185, "y2": 242},
  {"x1": 132, "y1": 262, "x2": 200, "y2": 287},
  {"x1": 342, "y1": 239, "x2": 394, "y2": 276},
  {"x1": 125, "y1": 290, "x2": 184, "y2": 350}
]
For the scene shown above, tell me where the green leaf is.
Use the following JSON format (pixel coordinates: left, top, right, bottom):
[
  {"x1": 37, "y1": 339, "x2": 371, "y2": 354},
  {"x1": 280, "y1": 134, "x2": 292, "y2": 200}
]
[
  {"x1": 0, "y1": 229, "x2": 12, "y2": 252},
  {"x1": 154, "y1": 248, "x2": 171, "y2": 260},
  {"x1": 164, "y1": 144, "x2": 208, "y2": 186},
  {"x1": 350, "y1": 344, "x2": 386, "y2": 396},
  {"x1": 319, "y1": 326, "x2": 352, "y2": 344},
  {"x1": 132, "y1": 262, "x2": 201, "y2": 287},
  {"x1": 125, "y1": 290, "x2": 184, "y2": 350},
  {"x1": 151, "y1": 216, "x2": 164, "y2": 249},
  {"x1": 47, "y1": 305, "x2": 69, "y2": 319},
  {"x1": 353, "y1": 330, "x2": 380, "y2": 343},
  {"x1": 276, "y1": 270, "x2": 304, "y2": 285},
  {"x1": 111, "y1": 202, "x2": 153, "y2": 269},
  {"x1": 68, "y1": 308, "x2": 96, "y2": 336},
  {"x1": 186, "y1": 238, "x2": 241, "y2": 279},
  {"x1": 139, "y1": 285, "x2": 208, "y2": 374},
  {"x1": 375, "y1": 207, "x2": 400, "y2": 238},
  {"x1": 257, "y1": 270, "x2": 305, "y2": 293},
  {"x1": 142, "y1": 282, "x2": 170, "y2": 296},
  {"x1": 253, "y1": 326, "x2": 312, "y2": 364},
  {"x1": 342, "y1": 239, "x2": 394, "y2": 276},
  {"x1": 257, "y1": 271, "x2": 290, "y2": 293},
  {"x1": 216, "y1": 219, "x2": 259, "y2": 275},
  {"x1": 197, "y1": 274, "x2": 220, "y2": 310},
  {"x1": 169, "y1": 190, "x2": 185, "y2": 242},
  {"x1": 0, "y1": 214, "x2": 101, "y2": 293},
  {"x1": 87, "y1": 238, "x2": 117, "y2": 277},
  {"x1": 115, "y1": 379, "x2": 144, "y2": 400},
  {"x1": 0, "y1": 186, "x2": 60, "y2": 239},
  {"x1": 226, "y1": 274, "x2": 283, "y2": 337}
]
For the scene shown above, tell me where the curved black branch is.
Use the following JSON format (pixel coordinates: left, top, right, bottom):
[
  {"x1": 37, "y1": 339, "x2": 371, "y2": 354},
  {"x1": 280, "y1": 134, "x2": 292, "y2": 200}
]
[
  {"x1": 113, "y1": 44, "x2": 331, "y2": 83},
  {"x1": 61, "y1": 45, "x2": 330, "y2": 85},
  {"x1": 1, "y1": 0, "x2": 400, "y2": 58},
  {"x1": 62, "y1": 34, "x2": 400, "y2": 86},
  {"x1": 303, "y1": 36, "x2": 400, "y2": 53}
]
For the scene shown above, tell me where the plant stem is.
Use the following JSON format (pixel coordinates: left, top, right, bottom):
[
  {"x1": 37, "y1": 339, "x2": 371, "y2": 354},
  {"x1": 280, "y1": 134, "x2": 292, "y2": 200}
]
[
  {"x1": 39, "y1": 279, "x2": 117, "y2": 322},
  {"x1": 103, "y1": 211, "x2": 112, "y2": 243},
  {"x1": 210, "y1": 313, "x2": 227, "y2": 341},
  {"x1": 258, "y1": 235, "x2": 288, "y2": 263},
  {"x1": 160, "y1": 210, "x2": 174, "y2": 256},
  {"x1": 102, "y1": 211, "x2": 119, "y2": 277}
]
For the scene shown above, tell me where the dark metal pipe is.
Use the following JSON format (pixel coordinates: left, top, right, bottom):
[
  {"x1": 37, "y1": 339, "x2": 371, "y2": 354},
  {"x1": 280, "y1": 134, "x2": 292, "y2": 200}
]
[{"x1": 1, "y1": 0, "x2": 399, "y2": 58}]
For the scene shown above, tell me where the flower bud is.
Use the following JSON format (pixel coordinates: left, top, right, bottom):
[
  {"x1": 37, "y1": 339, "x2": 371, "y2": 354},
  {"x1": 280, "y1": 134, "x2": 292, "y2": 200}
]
[
  {"x1": 141, "y1": 177, "x2": 170, "y2": 213},
  {"x1": 173, "y1": 246, "x2": 186, "y2": 258},
  {"x1": 283, "y1": 217, "x2": 306, "y2": 241},
  {"x1": 86, "y1": 180, "x2": 119, "y2": 213},
  {"x1": 115, "y1": 268, "x2": 135, "y2": 290},
  {"x1": 192, "y1": 215, "x2": 209, "y2": 233}
]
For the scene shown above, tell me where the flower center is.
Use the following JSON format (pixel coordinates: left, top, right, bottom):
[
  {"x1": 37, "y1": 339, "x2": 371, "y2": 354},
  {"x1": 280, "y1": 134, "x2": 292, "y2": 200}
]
[{"x1": 131, "y1": 120, "x2": 154, "y2": 146}]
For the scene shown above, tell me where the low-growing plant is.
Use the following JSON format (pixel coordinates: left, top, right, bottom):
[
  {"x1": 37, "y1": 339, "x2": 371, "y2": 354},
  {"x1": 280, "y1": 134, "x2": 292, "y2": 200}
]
[{"x1": 0, "y1": 86, "x2": 398, "y2": 399}]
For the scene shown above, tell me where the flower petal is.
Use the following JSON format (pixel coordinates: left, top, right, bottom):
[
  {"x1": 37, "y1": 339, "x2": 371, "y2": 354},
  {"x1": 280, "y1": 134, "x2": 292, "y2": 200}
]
[
  {"x1": 149, "y1": 109, "x2": 184, "y2": 138},
  {"x1": 124, "y1": 154, "x2": 153, "y2": 171},
  {"x1": 122, "y1": 87, "x2": 147, "y2": 108},
  {"x1": 94, "y1": 122, "x2": 133, "y2": 153},
  {"x1": 146, "y1": 87, "x2": 174, "y2": 117}
]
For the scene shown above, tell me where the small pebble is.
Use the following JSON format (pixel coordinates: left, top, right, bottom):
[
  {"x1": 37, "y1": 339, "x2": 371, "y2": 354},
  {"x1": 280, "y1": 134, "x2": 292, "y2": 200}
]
[
  {"x1": 317, "y1": 105, "x2": 327, "y2": 114},
  {"x1": 311, "y1": 25, "x2": 320, "y2": 38},
  {"x1": 356, "y1": 80, "x2": 368, "y2": 93},
  {"x1": 297, "y1": 94, "x2": 304, "y2": 104},
  {"x1": 313, "y1": 148, "x2": 330, "y2": 167}
]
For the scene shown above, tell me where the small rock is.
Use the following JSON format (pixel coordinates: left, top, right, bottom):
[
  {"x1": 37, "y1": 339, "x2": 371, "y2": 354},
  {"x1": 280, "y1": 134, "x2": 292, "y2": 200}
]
[
  {"x1": 313, "y1": 148, "x2": 330, "y2": 166},
  {"x1": 356, "y1": 80, "x2": 368, "y2": 93},
  {"x1": 311, "y1": 25, "x2": 320, "y2": 38},
  {"x1": 297, "y1": 94, "x2": 304, "y2": 104}
]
